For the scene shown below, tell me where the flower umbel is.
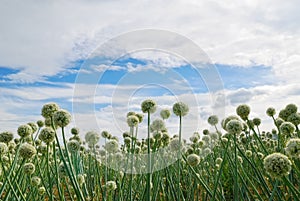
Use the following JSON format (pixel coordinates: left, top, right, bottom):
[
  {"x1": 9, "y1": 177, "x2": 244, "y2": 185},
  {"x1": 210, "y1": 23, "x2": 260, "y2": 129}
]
[
  {"x1": 17, "y1": 124, "x2": 32, "y2": 138},
  {"x1": 53, "y1": 109, "x2": 72, "y2": 127},
  {"x1": 236, "y1": 104, "x2": 250, "y2": 120},
  {"x1": 263, "y1": 153, "x2": 292, "y2": 179},
  {"x1": 39, "y1": 127, "x2": 56, "y2": 144},
  {"x1": 0, "y1": 131, "x2": 14, "y2": 143},
  {"x1": 160, "y1": 109, "x2": 171, "y2": 120},
  {"x1": 141, "y1": 99, "x2": 157, "y2": 114},
  {"x1": 41, "y1": 102, "x2": 60, "y2": 118},
  {"x1": 285, "y1": 138, "x2": 300, "y2": 158},
  {"x1": 19, "y1": 143, "x2": 37, "y2": 159},
  {"x1": 226, "y1": 119, "x2": 243, "y2": 135},
  {"x1": 173, "y1": 102, "x2": 189, "y2": 117},
  {"x1": 187, "y1": 154, "x2": 201, "y2": 167}
]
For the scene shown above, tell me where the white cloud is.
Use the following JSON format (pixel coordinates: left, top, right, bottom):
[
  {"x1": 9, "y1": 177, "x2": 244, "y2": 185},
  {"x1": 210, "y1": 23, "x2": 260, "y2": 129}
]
[
  {"x1": 89, "y1": 64, "x2": 125, "y2": 73},
  {"x1": 0, "y1": 80, "x2": 299, "y2": 140},
  {"x1": 0, "y1": 0, "x2": 299, "y2": 83}
]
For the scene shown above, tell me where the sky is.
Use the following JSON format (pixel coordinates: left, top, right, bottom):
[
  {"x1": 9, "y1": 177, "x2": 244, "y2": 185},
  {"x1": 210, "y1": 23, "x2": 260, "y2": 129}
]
[{"x1": 0, "y1": 0, "x2": 299, "y2": 141}]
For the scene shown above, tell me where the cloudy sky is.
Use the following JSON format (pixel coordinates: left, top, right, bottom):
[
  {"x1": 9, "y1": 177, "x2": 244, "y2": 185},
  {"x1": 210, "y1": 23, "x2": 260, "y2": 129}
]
[{"x1": 0, "y1": 0, "x2": 299, "y2": 140}]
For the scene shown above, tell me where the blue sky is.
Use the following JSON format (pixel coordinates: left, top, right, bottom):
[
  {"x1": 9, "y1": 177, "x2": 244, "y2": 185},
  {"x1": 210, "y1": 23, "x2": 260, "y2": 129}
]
[
  {"x1": 0, "y1": 63, "x2": 273, "y2": 89},
  {"x1": 0, "y1": 0, "x2": 299, "y2": 138}
]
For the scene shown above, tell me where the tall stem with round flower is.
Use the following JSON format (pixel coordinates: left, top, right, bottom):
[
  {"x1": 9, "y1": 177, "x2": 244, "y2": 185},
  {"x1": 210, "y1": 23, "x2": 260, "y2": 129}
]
[
  {"x1": 173, "y1": 101, "x2": 189, "y2": 200},
  {"x1": 141, "y1": 99, "x2": 157, "y2": 201},
  {"x1": 127, "y1": 115, "x2": 139, "y2": 201},
  {"x1": 50, "y1": 108, "x2": 85, "y2": 200},
  {"x1": 225, "y1": 119, "x2": 243, "y2": 201}
]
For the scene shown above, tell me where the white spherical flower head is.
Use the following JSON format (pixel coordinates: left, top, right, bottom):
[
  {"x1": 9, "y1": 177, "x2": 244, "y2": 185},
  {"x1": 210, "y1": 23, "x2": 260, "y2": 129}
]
[
  {"x1": 58, "y1": 162, "x2": 68, "y2": 177},
  {"x1": 141, "y1": 99, "x2": 157, "y2": 114},
  {"x1": 203, "y1": 147, "x2": 211, "y2": 155},
  {"x1": 127, "y1": 115, "x2": 139, "y2": 127},
  {"x1": 150, "y1": 119, "x2": 166, "y2": 132},
  {"x1": 104, "y1": 181, "x2": 117, "y2": 191},
  {"x1": 172, "y1": 102, "x2": 189, "y2": 117},
  {"x1": 0, "y1": 142, "x2": 8, "y2": 155},
  {"x1": 202, "y1": 135, "x2": 211, "y2": 142},
  {"x1": 215, "y1": 157, "x2": 223, "y2": 165},
  {"x1": 169, "y1": 137, "x2": 184, "y2": 152},
  {"x1": 77, "y1": 174, "x2": 85, "y2": 186},
  {"x1": 245, "y1": 150, "x2": 252, "y2": 157},
  {"x1": 17, "y1": 124, "x2": 33, "y2": 138},
  {"x1": 23, "y1": 162, "x2": 36, "y2": 174},
  {"x1": 37, "y1": 120, "x2": 44, "y2": 128},
  {"x1": 85, "y1": 131, "x2": 100, "y2": 146},
  {"x1": 198, "y1": 140, "x2": 206, "y2": 148},
  {"x1": 252, "y1": 118, "x2": 261, "y2": 126},
  {"x1": 19, "y1": 143, "x2": 37, "y2": 159},
  {"x1": 221, "y1": 115, "x2": 240, "y2": 130},
  {"x1": 104, "y1": 140, "x2": 119, "y2": 153},
  {"x1": 31, "y1": 176, "x2": 41, "y2": 186},
  {"x1": 160, "y1": 109, "x2": 171, "y2": 120},
  {"x1": 162, "y1": 132, "x2": 171, "y2": 144},
  {"x1": 67, "y1": 140, "x2": 80, "y2": 152},
  {"x1": 126, "y1": 111, "x2": 136, "y2": 117},
  {"x1": 124, "y1": 137, "x2": 131, "y2": 145},
  {"x1": 285, "y1": 103, "x2": 298, "y2": 114},
  {"x1": 101, "y1": 130, "x2": 110, "y2": 138},
  {"x1": 39, "y1": 127, "x2": 56, "y2": 144},
  {"x1": 208, "y1": 115, "x2": 218, "y2": 126},
  {"x1": 44, "y1": 118, "x2": 52, "y2": 127},
  {"x1": 41, "y1": 102, "x2": 60, "y2": 118},
  {"x1": 53, "y1": 109, "x2": 72, "y2": 127},
  {"x1": 280, "y1": 122, "x2": 296, "y2": 136},
  {"x1": 135, "y1": 113, "x2": 144, "y2": 123},
  {"x1": 263, "y1": 153, "x2": 292, "y2": 179},
  {"x1": 0, "y1": 131, "x2": 14, "y2": 143},
  {"x1": 279, "y1": 109, "x2": 291, "y2": 121},
  {"x1": 153, "y1": 131, "x2": 163, "y2": 140},
  {"x1": 285, "y1": 138, "x2": 300, "y2": 158},
  {"x1": 275, "y1": 118, "x2": 285, "y2": 127},
  {"x1": 287, "y1": 113, "x2": 300, "y2": 126},
  {"x1": 189, "y1": 134, "x2": 199, "y2": 143},
  {"x1": 27, "y1": 122, "x2": 38, "y2": 133},
  {"x1": 187, "y1": 153, "x2": 201, "y2": 167},
  {"x1": 236, "y1": 104, "x2": 251, "y2": 120},
  {"x1": 226, "y1": 119, "x2": 243, "y2": 135},
  {"x1": 266, "y1": 107, "x2": 276, "y2": 117},
  {"x1": 71, "y1": 127, "x2": 80, "y2": 135},
  {"x1": 38, "y1": 187, "x2": 46, "y2": 195},
  {"x1": 210, "y1": 132, "x2": 219, "y2": 140}
]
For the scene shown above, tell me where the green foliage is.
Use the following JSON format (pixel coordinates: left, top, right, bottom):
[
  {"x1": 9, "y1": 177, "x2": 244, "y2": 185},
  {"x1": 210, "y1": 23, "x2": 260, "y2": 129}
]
[{"x1": 0, "y1": 102, "x2": 300, "y2": 200}]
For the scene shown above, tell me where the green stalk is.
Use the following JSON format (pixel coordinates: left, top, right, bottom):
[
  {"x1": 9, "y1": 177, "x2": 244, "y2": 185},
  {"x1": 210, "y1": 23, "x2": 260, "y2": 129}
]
[
  {"x1": 53, "y1": 141, "x2": 65, "y2": 200},
  {"x1": 269, "y1": 180, "x2": 279, "y2": 201},
  {"x1": 46, "y1": 144, "x2": 54, "y2": 201},
  {"x1": 0, "y1": 140, "x2": 24, "y2": 196},
  {"x1": 177, "y1": 115, "x2": 184, "y2": 200},
  {"x1": 246, "y1": 118, "x2": 268, "y2": 154},
  {"x1": 34, "y1": 151, "x2": 52, "y2": 198},
  {"x1": 0, "y1": 157, "x2": 25, "y2": 200},
  {"x1": 233, "y1": 133, "x2": 238, "y2": 200},
  {"x1": 182, "y1": 155, "x2": 213, "y2": 197},
  {"x1": 61, "y1": 127, "x2": 85, "y2": 200},
  {"x1": 211, "y1": 136, "x2": 231, "y2": 201},
  {"x1": 146, "y1": 111, "x2": 151, "y2": 201},
  {"x1": 3, "y1": 158, "x2": 26, "y2": 201},
  {"x1": 129, "y1": 126, "x2": 134, "y2": 201},
  {"x1": 53, "y1": 126, "x2": 84, "y2": 200}
]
